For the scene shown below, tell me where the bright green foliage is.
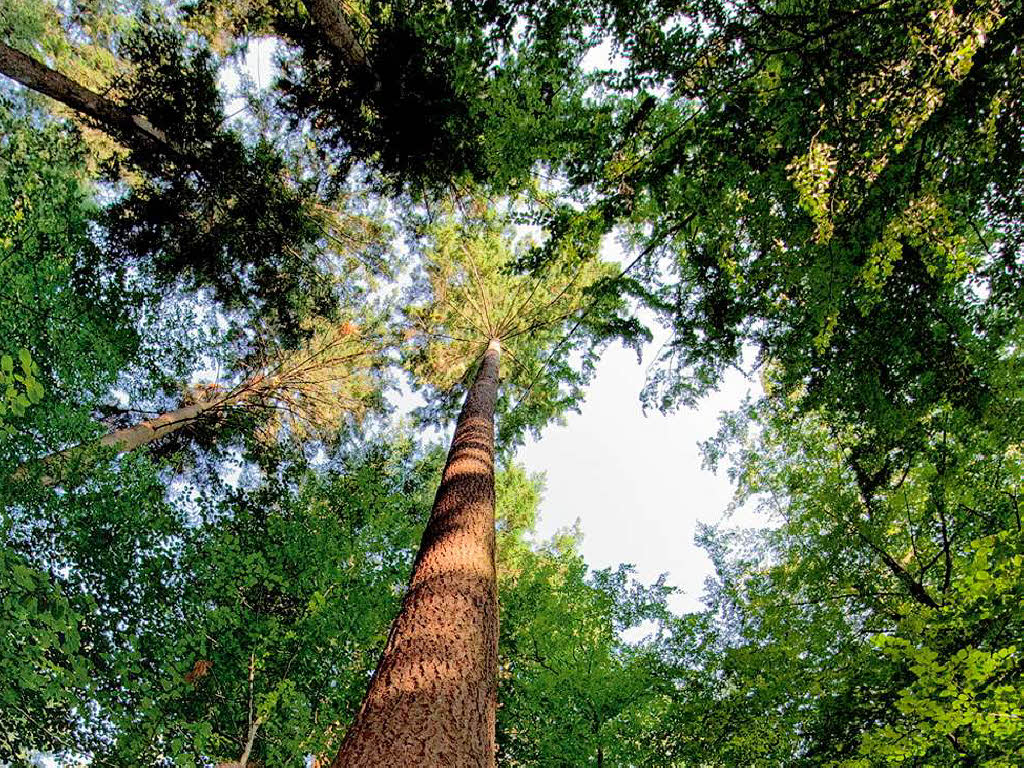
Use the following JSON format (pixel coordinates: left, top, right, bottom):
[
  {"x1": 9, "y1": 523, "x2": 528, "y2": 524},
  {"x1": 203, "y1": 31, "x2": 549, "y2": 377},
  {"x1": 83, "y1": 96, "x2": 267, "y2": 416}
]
[
  {"x1": 405, "y1": 195, "x2": 642, "y2": 445},
  {"x1": 1, "y1": 448, "x2": 184, "y2": 763},
  {"x1": 3, "y1": 432, "x2": 673, "y2": 766},
  {"x1": 0, "y1": 348, "x2": 43, "y2": 431},
  {"x1": 3, "y1": 1, "x2": 1023, "y2": 765},
  {"x1": 0, "y1": 94, "x2": 252, "y2": 761},
  {"x1": 491, "y1": 463, "x2": 685, "y2": 767},
  {"x1": 74, "y1": 442, "x2": 434, "y2": 766},
  {"x1": 563, "y1": 6, "x2": 1024, "y2": 757},
  {"x1": 859, "y1": 530, "x2": 1024, "y2": 766},
  {"x1": 499, "y1": 544, "x2": 674, "y2": 766},
  {"x1": 5, "y1": 425, "x2": 686, "y2": 766},
  {"x1": 0, "y1": 0, "x2": 126, "y2": 99},
  {"x1": 0, "y1": 100, "x2": 138, "y2": 474},
  {"x1": 5, "y1": 437, "x2": 433, "y2": 765},
  {"x1": 523, "y1": 0, "x2": 1024, "y2": 421},
  {"x1": 690, "y1": 332, "x2": 1024, "y2": 764},
  {"x1": 0, "y1": 545, "x2": 90, "y2": 762}
]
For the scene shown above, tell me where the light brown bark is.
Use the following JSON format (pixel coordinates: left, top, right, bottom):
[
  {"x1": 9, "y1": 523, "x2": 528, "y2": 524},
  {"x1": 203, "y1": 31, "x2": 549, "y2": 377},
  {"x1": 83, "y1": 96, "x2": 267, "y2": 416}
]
[
  {"x1": 12, "y1": 378, "x2": 264, "y2": 484},
  {"x1": 12, "y1": 398, "x2": 221, "y2": 486},
  {"x1": 96, "y1": 400, "x2": 219, "y2": 453},
  {"x1": 11, "y1": 324, "x2": 375, "y2": 485},
  {"x1": 331, "y1": 339, "x2": 501, "y2": 768},
  {"x1": 0, "y1": 42, "x2": 177, "y2": 155}
]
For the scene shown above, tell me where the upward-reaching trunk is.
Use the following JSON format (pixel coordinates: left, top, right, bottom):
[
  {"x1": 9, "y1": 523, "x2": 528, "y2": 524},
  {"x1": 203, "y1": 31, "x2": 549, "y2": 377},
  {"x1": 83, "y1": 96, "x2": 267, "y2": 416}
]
[
  {"x1": 331, "y1": 338, "x2": 501, "y2": 768},
  {"x1": 11, "y1": 325, "x2": 376, "y2": 486},
  {"x1": 302, "y1": 0, "x2": 378, "y2": 88},
  {"x1": 0, "y1": 42, "x2": 178, "y2": 155},
  {"x1": 92, "y1": 398, "x2": 224, "y2": 454},
  {"x1": 11, "y1": 375, "x2": 271, "y2": 485},
  {"x1": 12, "y1": 395, "x2": 226, "y2": 486}
]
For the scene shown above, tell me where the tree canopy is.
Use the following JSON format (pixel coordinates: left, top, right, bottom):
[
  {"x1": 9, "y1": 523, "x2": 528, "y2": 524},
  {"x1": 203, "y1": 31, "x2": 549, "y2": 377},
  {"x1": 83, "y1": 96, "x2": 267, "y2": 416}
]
[{"x1": 1, "y1": 0, "x2": 1022, "y2": 765}]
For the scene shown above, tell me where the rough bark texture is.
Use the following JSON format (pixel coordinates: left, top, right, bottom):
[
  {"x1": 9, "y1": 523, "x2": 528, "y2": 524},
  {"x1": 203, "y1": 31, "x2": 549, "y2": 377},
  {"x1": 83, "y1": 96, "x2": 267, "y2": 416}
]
[
  {"x1": 331, "y1": 339, "x2": 501, "y2": 768},
  {"x1": 0, "y1": 42, "x2": 173, "y2": 153},
  {"x1": 303, "y1": 0, "x2": 378, "y2": 87}
]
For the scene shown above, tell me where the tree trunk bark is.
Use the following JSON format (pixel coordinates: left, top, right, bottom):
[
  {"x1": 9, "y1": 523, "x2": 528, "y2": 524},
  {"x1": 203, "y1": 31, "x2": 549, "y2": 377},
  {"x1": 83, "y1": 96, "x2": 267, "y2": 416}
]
[
  {"x1": 331, "y1": 338, "x2": 501, "y2": 768},
  {"x1": 0, "y1": 42, "x2": 176, "y2": 155},
  {"x1": 303, "y1": 0, "x2": 378, "y2": 88},
  {"x1": 94, "y1": 400, "x2": 220, "y2": 453},
  {"x1": 10, "y1": 398, "x2": 221, "y2": 486},
  {"x1": 9, "y1": 375, "x2": 277, "y2": 484}
]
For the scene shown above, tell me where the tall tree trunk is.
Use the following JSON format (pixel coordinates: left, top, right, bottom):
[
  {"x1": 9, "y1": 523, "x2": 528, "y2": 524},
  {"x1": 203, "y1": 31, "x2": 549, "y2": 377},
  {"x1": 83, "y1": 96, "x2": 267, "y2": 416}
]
[
  {"x1": 331, "y1": 338, "x2": 501, "y2": 768},
  {"x1": 0, "y1": 42, "x2": 177, "y2": 155},
  {"x1": 302, "y1": 0, "x2": 378, "y2": 89}
]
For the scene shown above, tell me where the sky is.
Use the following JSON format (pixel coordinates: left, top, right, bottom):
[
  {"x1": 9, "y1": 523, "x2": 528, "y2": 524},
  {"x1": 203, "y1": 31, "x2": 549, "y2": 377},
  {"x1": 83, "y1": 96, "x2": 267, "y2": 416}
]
[{"x1": 517, "y1": 331, "x2": 760, "y2": 616}]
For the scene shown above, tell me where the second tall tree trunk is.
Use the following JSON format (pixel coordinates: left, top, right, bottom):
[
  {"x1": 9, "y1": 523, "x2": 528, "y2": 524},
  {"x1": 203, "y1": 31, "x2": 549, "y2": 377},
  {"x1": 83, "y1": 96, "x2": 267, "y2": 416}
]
[
  {"x1": 0, "y1": 42, "x2": 175, "y2": 155},
  {"x1": 331, "y1": 338, "x2": 501, "y2": 767},
  {"x1": 303, "y1": 0, "x2": 378, "y2": 88}
]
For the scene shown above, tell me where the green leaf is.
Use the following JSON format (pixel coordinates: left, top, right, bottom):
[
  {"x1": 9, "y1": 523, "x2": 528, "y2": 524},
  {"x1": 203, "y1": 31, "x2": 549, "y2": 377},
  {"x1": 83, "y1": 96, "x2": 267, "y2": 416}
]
[{"x1": 10, "y1": 564, "x2": 36, "y2": 590}]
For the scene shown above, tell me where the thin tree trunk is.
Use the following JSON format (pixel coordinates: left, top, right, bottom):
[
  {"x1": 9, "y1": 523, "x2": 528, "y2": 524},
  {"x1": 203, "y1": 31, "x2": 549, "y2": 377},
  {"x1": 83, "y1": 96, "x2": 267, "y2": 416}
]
[
  {"x1": 10, "y1": 398, "x2": 221, "y2": 486},
  {"x1": 11, "y1": 323, "x2": 373, "y2": 485},
  {"x1": 303, "y1": 0, "x2": 378, "y2": 88},
  {"x1": 0, "y1": 42, "x2": 177, "y2": 155},
  {"x1": 11, "y1": 376, "x2": 270, "y2": 484},
  {"x1": 94, "y1": 400, "x2": 221, "y2": 453},
  {"x1": 331, "y1": 338, "x2": 501, "y2": 768}
]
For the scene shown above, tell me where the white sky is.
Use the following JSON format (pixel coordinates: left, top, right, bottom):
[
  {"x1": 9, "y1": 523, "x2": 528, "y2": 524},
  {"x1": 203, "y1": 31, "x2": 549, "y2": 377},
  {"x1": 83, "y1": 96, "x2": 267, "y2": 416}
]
[{"x1": 518, "y1": 335, "x2": 759, "y2": 616}]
